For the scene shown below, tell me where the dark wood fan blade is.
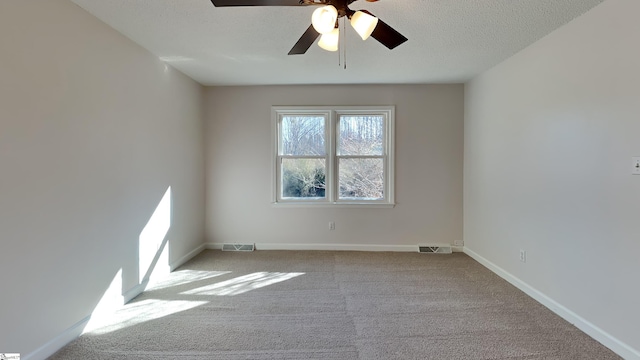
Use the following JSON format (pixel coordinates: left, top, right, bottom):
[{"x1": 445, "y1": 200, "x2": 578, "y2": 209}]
[
  {"x1": 210, "y1": 0, "x2": 305, "y2": 6},
  {"x1": 288, "y1": 24, "x2": 320, "y2": 55},
  {"x1": 371, "y1": 19, "x2": 408, "y2": 49},
  {"x1": 361, "y1": 10, "x2": 408, "y2": 50}
]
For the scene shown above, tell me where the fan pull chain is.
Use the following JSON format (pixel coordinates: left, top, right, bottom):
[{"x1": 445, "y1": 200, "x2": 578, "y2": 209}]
[
  {"x1": 343, "y1": 17, "x2": 347, "y2": 69},
  {"x1": 336, "y1": 18, "x2": 347, "y2": 70},
  {"x1": 338, "y1": 30, "x2": 341, "y2": 68},
  {"x1": 337, "y1": 18, "x2": 341, "y2": 68}
]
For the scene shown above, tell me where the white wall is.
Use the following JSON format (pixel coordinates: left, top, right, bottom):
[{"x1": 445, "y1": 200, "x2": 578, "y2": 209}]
[
  {"x1": 0, "y1": 0, "x2": 205, "y2": 357},
  {"x1": 464, "y1": 0, "x2": 640, "y2": 357},
  {"x1": 204, "y1": 85, "x2": 463, "y2": 250}
]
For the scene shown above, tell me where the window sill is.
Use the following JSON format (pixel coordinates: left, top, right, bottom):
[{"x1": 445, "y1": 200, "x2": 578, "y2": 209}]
[{"x1": 272, "y1": 202, "x2": 396, "y2": 208}]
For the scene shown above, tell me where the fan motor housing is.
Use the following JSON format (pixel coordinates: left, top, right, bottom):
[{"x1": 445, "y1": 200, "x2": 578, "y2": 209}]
[{"x1": 302, "y1": 0, "x2": 355, "y2": 18}]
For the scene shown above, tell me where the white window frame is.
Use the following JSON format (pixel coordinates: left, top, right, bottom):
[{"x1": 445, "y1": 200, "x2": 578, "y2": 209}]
[{"x1": 272, "y1": 105, "x2": 395, "y2": 208}]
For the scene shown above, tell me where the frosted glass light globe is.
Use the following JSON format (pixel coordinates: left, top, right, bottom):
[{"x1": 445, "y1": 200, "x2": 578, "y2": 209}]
[
  {"x1": 318, "y1": 27, "x2": 339, "y2": 51},
  {"x1": 312, "y1": 5, "x2": 338, "y2": 34},
  {"x1": 350, "y1": 11, "x2": 378, "y2": 40}
]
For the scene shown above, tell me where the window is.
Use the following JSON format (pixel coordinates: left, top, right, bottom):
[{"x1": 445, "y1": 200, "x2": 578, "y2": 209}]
[{"x1": 272, "y1": 106, "x2": 394, "y2": 207}]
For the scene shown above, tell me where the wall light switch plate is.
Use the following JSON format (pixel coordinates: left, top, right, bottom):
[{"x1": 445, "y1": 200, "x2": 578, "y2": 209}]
[{"x1": 633, "y1": 157, "x2": 640, "y2": 175}]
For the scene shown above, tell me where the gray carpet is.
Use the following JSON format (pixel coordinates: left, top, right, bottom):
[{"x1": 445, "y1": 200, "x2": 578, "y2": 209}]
[{"x1": 49, "y1": 250, "x2": 620, "y2": 359}]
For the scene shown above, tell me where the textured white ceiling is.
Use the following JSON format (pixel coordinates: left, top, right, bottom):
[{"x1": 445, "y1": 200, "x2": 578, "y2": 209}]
[{"x1": 70, "y1": 0, "x2": 603, "y2": 86}]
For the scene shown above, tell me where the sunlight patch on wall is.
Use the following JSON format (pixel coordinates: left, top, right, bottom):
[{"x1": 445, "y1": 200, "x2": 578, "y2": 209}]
[
  {"x1": 181, "y1": 272, "x2": 304, "y2": 296},
  {"x1": 139, "y1": 187, "x2": 172, "y2": 283},
  {"x1": 159, "y1": 56, "x2": 194, "y2": 63},
  {"x1": 148, "y1": 240, "x2": 170, "y2": 284},
  {"x1": 147, "y1": 270, "x2": 231, "y2": 291},
  {"x1": 85, "y1": 299, "x2": 207, "y2": 335},
  {"x1": 83, "y1": 269, "x2": 124, "y2": 334}
]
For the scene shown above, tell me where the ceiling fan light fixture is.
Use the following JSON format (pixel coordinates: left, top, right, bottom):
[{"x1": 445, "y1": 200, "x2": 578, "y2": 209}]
[
  {"x1": 350, "y1": 10, "x2": 378, "y2": 40},
  {"x1": 311, "y1": 5, "x2": 338, "y2": 34},
  {"x1": 318, "y1": 27, "x2": 339, "y2": 51}
]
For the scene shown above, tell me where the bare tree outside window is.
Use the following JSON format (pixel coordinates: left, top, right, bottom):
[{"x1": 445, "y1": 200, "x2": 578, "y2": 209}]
[
  {"x1": 280, "y1": 116, "x2": 326, "y2": 198},
  {"x1": 338, "y1": 115, "x2": 384, "y2": 199},
  {"x1": 281, "y1": 116, "x2": 325, "y2": 156}
]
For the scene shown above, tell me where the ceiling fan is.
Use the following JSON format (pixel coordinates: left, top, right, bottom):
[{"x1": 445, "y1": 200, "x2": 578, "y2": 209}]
[{"x1": 209, "y1": 0, "x2": 408, "y2": 55}]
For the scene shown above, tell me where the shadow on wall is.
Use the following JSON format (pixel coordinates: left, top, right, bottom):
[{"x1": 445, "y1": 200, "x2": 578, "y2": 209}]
[{"x1": 83, "y1": 187, "x2": 173, "y2": 334}]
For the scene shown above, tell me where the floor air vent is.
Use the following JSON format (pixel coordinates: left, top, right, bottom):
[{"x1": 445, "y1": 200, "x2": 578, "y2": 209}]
[
  {"x1": 418, "y1": 245, "x2": 452, "y2": 254},
  {"x1": 222, "y1": 244, "x2": 255, "y2": 252}
]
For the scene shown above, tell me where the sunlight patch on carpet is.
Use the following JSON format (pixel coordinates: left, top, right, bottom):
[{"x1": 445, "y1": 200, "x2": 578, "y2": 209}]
[
  {"x1": 181, "y1": 272, "x2": 305, "y2": 296},
  {"x1": 147, "y1": 270, "x2": 232, "y2": 291},
  {"x1": 85, "y1": 299, "x2": 207, "y2": 335}
]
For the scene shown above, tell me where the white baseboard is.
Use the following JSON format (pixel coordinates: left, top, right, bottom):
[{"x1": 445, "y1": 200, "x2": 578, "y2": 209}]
[
  {"x1": 206, "y1": 242, "x2": 440, "y2": 252},
  {"x1": 23, "y1": 315, "x2": 90, "y2": 360},
  {"x1": 463, "y1": 247, "x2": 640, "y2": 360},
  {"x1": 170, "y1": 243, "x2": 206, "y2": 271},
  {"x1": 25, "y1": 280, "x2": 149, "y2": 360},
  {"x1": 25, "y1": 243, "x2": 208, "y2": 360},
  {"x1": 125, "y1": 243, "x2": 208, "y2": 301},
  {"x1": 127, "y1": 242, "x2": 207, "y2": 302},
  {"x1": 206, "y1": 242, "x2": 464, "y2": 253},
  {"x1": 205, "y1": 242, "x2": 223, "y2": 250},
  {"x1": 123, "y1": 280, "x2": 147, "y2": 303}
]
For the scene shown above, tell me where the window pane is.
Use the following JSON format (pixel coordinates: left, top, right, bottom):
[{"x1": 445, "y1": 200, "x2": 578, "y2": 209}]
[
  {"x1": 339, "y1": 158, "x2": 383, "y2": 200},
  {"x1": 282, "y1": 158, "x2": 326, "y2": 198},
  {"x1": 338, "y1": 115, "x2": 384, "y2": 155},
  {"x1": 281, "y1": 116, "x2": 325, "y2": 155}
]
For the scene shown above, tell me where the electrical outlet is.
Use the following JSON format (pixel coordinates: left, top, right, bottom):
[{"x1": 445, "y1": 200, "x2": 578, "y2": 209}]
[
  {"x1": 632, "y1": 157, "x2": 640, "y2": 175},
  {"x1": 329, "y1": 221, "x2": 335, "y2": 230},
  {"x1": 454, "y1": 240, "x2": 464, "y2": 246},
  {"x1": 519, "y1": 250, "x2": 526, "y2": 263}
]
